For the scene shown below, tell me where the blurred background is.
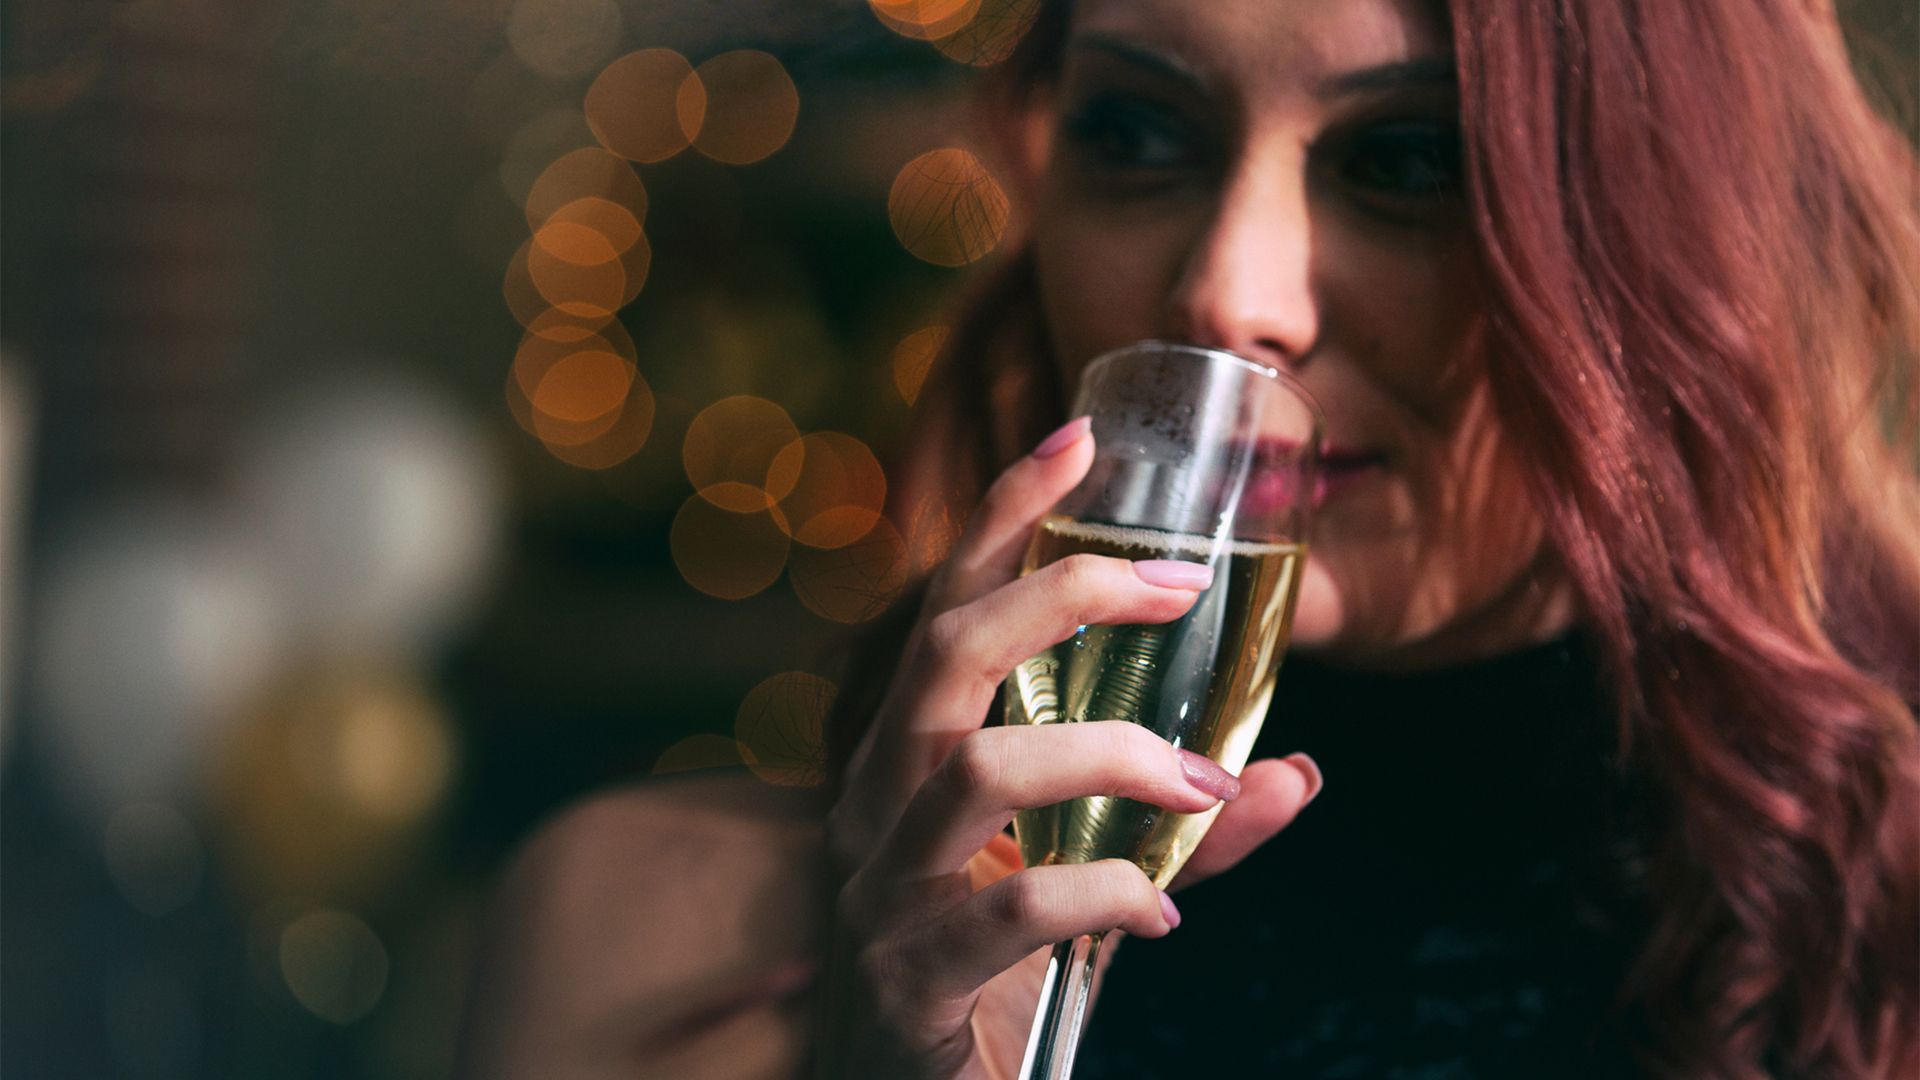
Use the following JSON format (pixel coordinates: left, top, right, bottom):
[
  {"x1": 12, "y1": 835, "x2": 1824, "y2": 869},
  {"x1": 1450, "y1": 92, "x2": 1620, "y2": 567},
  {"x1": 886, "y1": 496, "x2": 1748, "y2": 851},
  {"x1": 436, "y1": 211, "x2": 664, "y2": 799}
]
[{"x1": 0, "y1": 1, "x2": 1911, "y2": 1077}]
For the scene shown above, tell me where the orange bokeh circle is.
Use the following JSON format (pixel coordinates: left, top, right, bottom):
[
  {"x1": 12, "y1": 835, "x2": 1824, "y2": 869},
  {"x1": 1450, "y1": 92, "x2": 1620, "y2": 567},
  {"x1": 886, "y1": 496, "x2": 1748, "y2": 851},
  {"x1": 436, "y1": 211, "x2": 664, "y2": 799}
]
[
  {"x1": 586, "y1": 49, "x2": 704, "y2": 163},
  {"x1": 932, "y1": 0, "x2": 1041, "y2": 66},
  {"x1": 868, "y1": 0, "x2": 982, "y2": 41},
  {"x1": 891, "y1": 325, "x2": 950, "y2": 407},
  {"x1": 771, "y1": 432, "x2": 888, "y2": 549},
  {"x1": 670, "y1": 495, "x2": 792, "y2": 600},
  {"x1": 540, "y1": 372, "x2": 655, "y2": 469},
  {"x1": 888, "y1": 148, "x2": 1010, "y2": 267},
  {"x1": 689, "y1": 51, "x2": 800, "y2": 166},
  {"x1": 683, "y1": 395, "x2": 803, "y2": 512},
  {"x1": 734, "y1": 671, "x2": 835, "y2": 787},
  {"x1": 788, "y1": 516, "x2": 910, "y2": 624},
  {"x1": 524, "y1": 147, "x2": 649, "y2": 232}
]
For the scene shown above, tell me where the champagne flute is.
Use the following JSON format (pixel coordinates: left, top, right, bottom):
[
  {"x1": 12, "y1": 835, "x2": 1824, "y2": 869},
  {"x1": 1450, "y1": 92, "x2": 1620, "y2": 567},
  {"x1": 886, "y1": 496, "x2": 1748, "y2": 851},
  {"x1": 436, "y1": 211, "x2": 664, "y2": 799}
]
[{"x1": 1004, "y1": 341, "x2": 1321, "y2": 1080}]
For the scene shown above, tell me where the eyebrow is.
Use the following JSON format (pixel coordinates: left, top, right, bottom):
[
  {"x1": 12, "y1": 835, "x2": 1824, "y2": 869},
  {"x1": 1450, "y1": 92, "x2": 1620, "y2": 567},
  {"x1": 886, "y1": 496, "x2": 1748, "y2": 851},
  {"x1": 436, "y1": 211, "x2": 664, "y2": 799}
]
[
  {"x1": 1069, "y1": 33, "x2": 1455, "y2": 99},
  {"x1": 1317, "y1": 57, "x2": 1457, "y2": 97},
  {"x1": 1070, "y1": 34, "x2": 1209, "y2": 91}
]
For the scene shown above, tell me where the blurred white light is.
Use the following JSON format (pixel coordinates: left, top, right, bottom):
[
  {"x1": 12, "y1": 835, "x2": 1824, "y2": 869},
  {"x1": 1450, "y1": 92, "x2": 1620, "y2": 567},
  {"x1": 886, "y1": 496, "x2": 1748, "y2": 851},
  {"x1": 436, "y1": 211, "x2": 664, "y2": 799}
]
[
  {"x1": 104, "y1": 801, "x2": 205, "y2": 916},
  {"x1": 234, "y1": 369, "x2": 504, "y2": 658},
  {"x1": 33, "y1": 500, "x2": 283, "y2": 822}
]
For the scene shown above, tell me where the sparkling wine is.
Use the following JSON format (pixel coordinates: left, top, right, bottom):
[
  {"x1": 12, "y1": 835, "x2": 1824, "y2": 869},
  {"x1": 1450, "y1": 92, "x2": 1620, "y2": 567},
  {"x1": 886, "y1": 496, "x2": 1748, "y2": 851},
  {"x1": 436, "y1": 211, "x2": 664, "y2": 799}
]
[{"x1": 1006, "y1": 515, "x2": 1305, "y2": 888}]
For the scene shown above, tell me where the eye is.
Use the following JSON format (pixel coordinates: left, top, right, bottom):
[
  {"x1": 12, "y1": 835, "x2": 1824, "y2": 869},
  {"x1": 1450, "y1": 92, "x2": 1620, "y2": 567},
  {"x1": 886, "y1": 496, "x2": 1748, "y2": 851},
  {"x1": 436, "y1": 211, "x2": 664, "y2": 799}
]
[
  {"x1": 1060, "y1": 93, "x2": 1207, "y2": 175},
  {"x1": 1338, "y1": 121, "x2": 1463, "y2": 204}
]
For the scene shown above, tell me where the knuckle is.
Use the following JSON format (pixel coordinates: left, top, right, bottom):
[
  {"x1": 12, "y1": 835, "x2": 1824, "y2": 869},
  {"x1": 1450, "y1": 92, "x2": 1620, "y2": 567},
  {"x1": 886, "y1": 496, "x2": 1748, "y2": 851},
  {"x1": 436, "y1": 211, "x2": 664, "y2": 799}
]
[
  {"x1": 853, "y1": 938, "x2": 903, "y2": 995},
  {"x1": 922, "y1": 608, "x2": 971, "y2": 668},
  {"x1": 1099, "y1": 722, "x2": 1172, "y2": 784},
  {"x1": 1094, "y1": 858, "x2": 1160, "y2": 911},
  {"x1": 995, "y1": 870, "x2": 1049, "y2": 928},
  {"x1": 1053, "y1": 552, "x2": 1115, "y2": 595},
  {"x1": 943, "y1": 730, "x2": 1002, "y2": 799}
]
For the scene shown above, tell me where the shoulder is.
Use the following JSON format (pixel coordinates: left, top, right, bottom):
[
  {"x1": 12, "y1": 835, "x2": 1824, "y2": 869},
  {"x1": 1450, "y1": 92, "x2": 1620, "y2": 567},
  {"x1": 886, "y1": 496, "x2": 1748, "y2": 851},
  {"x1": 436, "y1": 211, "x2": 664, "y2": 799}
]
[{"x1": 461, "y1": 769, "x2": 829, "y2": 1079}]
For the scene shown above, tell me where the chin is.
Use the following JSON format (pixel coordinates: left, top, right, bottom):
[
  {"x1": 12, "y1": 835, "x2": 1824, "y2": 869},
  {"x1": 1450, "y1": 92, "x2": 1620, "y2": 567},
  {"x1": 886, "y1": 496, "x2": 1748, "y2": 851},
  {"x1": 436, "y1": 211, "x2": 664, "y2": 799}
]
[{"x1": 1287, "y1": 560, "x2": 1344, "y2": 649}]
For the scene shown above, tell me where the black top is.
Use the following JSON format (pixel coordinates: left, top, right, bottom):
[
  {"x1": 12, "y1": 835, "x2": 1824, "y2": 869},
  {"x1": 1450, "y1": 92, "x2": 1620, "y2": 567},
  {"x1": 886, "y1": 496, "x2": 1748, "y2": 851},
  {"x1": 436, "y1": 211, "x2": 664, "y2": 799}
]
[{"x1": 1076, "y1": 635, "x2": 1655, "y2": 1078}]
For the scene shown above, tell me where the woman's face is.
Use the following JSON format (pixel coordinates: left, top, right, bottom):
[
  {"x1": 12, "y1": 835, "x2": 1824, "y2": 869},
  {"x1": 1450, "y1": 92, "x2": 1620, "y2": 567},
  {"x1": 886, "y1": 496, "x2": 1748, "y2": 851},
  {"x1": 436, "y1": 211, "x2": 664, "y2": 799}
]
[{"x1": 1033, "y1": 0, "x2": 1572, "y2": 668}]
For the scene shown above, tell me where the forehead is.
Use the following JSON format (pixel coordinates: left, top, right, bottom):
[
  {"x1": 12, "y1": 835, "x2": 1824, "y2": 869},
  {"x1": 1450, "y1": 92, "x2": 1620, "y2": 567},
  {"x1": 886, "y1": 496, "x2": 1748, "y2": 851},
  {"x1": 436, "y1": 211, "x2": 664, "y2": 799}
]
[{"x1": 1067, "y1": 0, "x2": 1449, "y2": 91}]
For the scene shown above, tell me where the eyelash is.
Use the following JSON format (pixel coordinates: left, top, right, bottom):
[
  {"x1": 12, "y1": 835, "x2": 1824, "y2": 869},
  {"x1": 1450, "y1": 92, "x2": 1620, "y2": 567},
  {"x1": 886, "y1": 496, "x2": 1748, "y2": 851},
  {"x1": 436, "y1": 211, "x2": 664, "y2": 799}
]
[
  {"x1": 1060, "y1": 93, "x2": 1207, "y2": 177},
  {"x1": 1334, "y1": 122, "x2": 1464, "y2": 205},
  {"x1": 1060, "y1": 92, "x2": 1465, "y2": 213}
]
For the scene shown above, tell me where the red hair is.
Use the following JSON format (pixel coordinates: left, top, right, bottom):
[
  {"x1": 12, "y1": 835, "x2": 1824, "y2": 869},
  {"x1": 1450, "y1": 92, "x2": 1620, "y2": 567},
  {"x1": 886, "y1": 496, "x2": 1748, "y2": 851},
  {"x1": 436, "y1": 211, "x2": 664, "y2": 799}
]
[
  {"x1": 860, "y1": 1, "x2": 1920, "y2": 1073},
  {"x1": 1455, "y1": 0, "x2": 1919, "y2": 1072}
]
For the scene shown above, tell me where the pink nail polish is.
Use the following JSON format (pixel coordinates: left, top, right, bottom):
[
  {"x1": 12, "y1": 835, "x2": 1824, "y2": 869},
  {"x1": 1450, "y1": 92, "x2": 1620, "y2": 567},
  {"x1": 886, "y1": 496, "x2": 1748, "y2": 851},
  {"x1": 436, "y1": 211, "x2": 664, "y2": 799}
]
[
  {"x1": 1133, "y1": 560, "x2": 1213, "y2": 590},
  {"x1": 1286, "y1": 752, "x2": 1324, "y2": 804},
  {"x1": 1158, "y1": 890, "x2": 1182, "y2": 930},
  {"x1": 1032, "y1": 416, "x2": 1092, "y2": 459},
  {"x1": 1178, "y1": 749, "x2": 1242, "y2": 801}
]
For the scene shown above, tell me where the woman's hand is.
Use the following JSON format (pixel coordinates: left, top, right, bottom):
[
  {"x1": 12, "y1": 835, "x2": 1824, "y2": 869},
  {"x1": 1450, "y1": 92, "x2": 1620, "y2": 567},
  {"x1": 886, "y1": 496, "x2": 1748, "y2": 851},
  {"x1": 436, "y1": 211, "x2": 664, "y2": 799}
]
[{"x1": 817, "y1": 418, "x2": 1323, "y2": 1078}]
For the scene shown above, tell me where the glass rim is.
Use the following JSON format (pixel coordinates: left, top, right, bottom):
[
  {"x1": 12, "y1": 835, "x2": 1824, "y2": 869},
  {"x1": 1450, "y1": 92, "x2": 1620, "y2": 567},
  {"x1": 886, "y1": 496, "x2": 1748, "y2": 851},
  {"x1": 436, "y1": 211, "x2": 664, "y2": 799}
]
[{"x1": 1078, "y1": 340, "x2": 1325, "y2": 435}]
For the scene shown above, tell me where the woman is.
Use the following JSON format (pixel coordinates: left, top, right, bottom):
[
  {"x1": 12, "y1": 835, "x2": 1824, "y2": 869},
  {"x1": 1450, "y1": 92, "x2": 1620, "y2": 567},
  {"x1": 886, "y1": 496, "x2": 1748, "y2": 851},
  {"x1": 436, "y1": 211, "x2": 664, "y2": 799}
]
[{"x1": 460, "y1": 0, "x2": 1920, "y2": 1076}]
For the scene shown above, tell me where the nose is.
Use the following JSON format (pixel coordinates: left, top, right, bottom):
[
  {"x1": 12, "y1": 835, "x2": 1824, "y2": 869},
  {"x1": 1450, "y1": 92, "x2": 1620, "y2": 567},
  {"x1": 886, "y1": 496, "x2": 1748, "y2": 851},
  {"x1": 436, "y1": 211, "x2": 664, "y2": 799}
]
[{"x1": 1165, "y1": 162, "x2": 1321, "y2": 370}]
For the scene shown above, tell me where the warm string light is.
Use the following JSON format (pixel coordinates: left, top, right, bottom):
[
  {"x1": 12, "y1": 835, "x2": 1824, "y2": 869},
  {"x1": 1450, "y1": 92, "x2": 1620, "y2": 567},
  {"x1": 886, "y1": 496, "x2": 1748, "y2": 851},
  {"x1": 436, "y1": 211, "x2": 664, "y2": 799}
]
[
  {"x1": 889, "y1": 148, "x2": 1010, "y2": 266},
  {"x1": 735, "y1": 672, "x2": 835, "y2": 786},
  {"x1": 868, "y1": 0, "x2": 1041, "y2": 65},
  {"x1": 892, "y1": 325, "x2": 950, "y2": 406},
  {"x1": 501, "y1": 41, "x2": 804, "y2": 472}
]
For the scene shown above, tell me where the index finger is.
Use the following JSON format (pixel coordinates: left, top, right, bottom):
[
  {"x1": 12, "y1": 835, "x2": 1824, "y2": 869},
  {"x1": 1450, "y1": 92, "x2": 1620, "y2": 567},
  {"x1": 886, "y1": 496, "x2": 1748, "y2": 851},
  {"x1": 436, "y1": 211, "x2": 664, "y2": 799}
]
[{"x1": 927, "y1": 416, "x2": 1093, "y2": 612}]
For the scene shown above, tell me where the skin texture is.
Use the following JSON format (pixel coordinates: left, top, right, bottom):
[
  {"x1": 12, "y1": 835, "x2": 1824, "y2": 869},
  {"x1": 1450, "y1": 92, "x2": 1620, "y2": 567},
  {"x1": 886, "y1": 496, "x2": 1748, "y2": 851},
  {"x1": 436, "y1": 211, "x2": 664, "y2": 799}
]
[
  {"x1": 1034, "y1": 0, "x2": 1574, "y2": 669},
  {"x1": 462, "y1": 2, "x2": 1590, "y2": 1077}
]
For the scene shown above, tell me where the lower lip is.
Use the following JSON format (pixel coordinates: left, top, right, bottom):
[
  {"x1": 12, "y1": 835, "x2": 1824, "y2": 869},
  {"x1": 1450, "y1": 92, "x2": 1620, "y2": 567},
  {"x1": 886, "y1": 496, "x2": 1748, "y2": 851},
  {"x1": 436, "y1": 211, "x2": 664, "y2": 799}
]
[{"x1": 1314, "y1": 462, "x2": 1385, "y2": 506}]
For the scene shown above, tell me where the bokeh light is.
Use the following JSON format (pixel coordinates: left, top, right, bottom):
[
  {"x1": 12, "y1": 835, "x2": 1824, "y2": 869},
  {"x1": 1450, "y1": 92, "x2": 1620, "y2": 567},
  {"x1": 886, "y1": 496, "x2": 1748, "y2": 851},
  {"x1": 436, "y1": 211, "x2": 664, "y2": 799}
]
[
  {"x1": 688, "y1": 51, "x2": 800, "y2": 165},
  {"x1": 933, "y1": 0, "x2": 1042, "y2": 66},
  {"x1": 530, "y1": 350, "x2": 633, "y2": 438},
  {"x1": 869, "y1": 0, "x2": 984, "y2": 41},
  {"x1": 682, "y1": 395, "x2": 802, "y2": 512},
  {"x1": 892, "y1": 325, "x2": 949, "y2": 406},
  {"x1": 512, "y1": 311, "x2": 635, "y2": 395},
  {"x1": 524, "y1": 147, "x2": 649, "y2": 232},
  {"x1": 103, "y1": 801, "x2": 205, "y2": 917},
  {"x1": 506, "y1": 0, "x2": 622, "y2": 78},
  {"x1": 788, "y1": 516, "x2": 910, "y2": 623},
  {"x1": 888, "y1": 148, "x2": 1010, "y2": 267},
  {"x1": 585, "y1": 49, "x2": 705, "y2": 164},
  {"x1": 770, "y1": 432, "x2": 888, "y2": 549},
  {"x1": 213, "y1": 664, "x2": 454, "y2": 900},
  {"x1": 669, "y1": 496, "x2": 791, "y2": 599},
  {"x1": 542, "y1": 196, "x2": 643, "y2": 255},
  {"x1": 498, "y1": 108, "x2": 596, "y2": 207},
  {"x1": 734, "y1": 672, "x2": 834, "y2": 786},
  {"x1": 651, "y1": 733, "x2": 746, "y2": 775},
  {"x1": 523, "y1": 232, "x2": 626, "y2": 318},
  {"x1": 537, "y1": 373, "x2": 656, "y2": 469},
  {"x1": 279, "y1": 909, "x2": 389, "y2": 1024}
]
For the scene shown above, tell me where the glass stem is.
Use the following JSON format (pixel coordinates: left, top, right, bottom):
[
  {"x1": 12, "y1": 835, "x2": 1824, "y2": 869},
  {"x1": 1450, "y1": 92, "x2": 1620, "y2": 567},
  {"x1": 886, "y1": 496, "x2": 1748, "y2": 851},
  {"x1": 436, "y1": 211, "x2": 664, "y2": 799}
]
[{"x1": 1017, "y1": 933, "x2": 1104, "y2": 1080}]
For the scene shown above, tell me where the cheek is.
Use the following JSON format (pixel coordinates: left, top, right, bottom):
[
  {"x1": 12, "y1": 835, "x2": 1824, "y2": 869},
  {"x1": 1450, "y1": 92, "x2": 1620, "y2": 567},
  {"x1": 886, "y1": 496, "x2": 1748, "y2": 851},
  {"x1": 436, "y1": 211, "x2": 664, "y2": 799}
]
[
  {"x1": 1326, "y1": 228, "x2": 1484, "y2": 422},
  {"x1": 1292, "y1": 392, "x2": 1551, "y2": 654},
  {"x1": 1033, "y1": 205, "x2": 1190, "y2": 373}
]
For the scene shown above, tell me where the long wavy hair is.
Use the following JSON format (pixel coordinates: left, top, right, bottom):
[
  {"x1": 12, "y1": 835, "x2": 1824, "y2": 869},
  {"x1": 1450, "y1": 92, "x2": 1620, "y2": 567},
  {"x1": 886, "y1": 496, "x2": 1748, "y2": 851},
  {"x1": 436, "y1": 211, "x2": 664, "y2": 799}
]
[{"x1": 838, "y1": 0, "x2": 1920, "y2": 1074}]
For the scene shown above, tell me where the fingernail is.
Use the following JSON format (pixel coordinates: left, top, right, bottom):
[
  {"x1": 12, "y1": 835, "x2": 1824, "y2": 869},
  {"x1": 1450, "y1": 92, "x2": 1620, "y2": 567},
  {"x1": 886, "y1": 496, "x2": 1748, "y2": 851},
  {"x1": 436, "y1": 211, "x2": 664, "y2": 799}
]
[
  {"x1": 1032, "y1": 416, "x2": 1092, "y2": 459},
  {"x1": 1178, "y1": 749, "x2": 1241, "y2": 801},
  {"x1": 1158, "y1": 890, "x2": 1182, "y2": 930},
  {"x1": 1285, "y1": 752, "x2": 1324, "y2": 805},
  {"x1": 1133, "y1": 560, "x2": 1213, "y2": 590}
]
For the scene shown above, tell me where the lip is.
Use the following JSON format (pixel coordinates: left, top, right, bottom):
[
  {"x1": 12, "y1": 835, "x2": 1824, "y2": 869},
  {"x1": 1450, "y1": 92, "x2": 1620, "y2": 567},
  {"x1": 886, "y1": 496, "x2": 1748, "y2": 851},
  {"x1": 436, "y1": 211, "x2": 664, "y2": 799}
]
[{"x1": 1313, "y1": 450, "x2": 1388, "y2": 506}]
